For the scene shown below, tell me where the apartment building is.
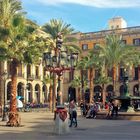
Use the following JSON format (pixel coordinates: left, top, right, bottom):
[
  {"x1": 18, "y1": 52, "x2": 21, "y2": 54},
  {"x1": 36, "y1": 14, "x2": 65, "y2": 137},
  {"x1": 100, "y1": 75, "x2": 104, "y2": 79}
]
[
  {"x1": 0, "y1": 17, "x2": 140, "y2": 106},
  {"x1": 78, "y1": 17, "x2": 140, "y2": 101}
]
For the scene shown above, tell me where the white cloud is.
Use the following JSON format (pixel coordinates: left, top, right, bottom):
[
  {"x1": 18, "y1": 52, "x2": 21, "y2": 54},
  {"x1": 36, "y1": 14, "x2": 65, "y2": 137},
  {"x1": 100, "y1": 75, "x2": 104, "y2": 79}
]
[{"x1": 34, "y1": 0, "x2": 140, "y2": 8}]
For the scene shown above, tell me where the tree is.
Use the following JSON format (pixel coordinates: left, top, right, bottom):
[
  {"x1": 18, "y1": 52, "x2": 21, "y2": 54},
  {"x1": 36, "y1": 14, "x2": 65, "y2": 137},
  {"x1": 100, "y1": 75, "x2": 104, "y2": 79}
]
[
  {"x1": 42, "y1": 73, "x2": 54, "y2": 112},
  {"x1": 77, "y1": 56, "x2": 88, "y2": 102},
  {"x1": 0, "y1": 0, "x2": 46, "y2": 126},
  {"x1": 0, "y1": 0, "x2": 23, "y2": 108},
  {"x1": 77, "y1": 49, "x2": 103, "y2": 104},
  {"x1": 97, "y1": 34, "x2": 138, "y2": 95},
  {"x1": 70, "y1": 76, "x2": 83, "y2": 103}
]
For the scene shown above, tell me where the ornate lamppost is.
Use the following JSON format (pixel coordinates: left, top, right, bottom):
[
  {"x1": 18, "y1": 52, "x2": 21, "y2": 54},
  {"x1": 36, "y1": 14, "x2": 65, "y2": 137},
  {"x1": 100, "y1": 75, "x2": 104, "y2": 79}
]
[
  {"x1": 1, "y1": 71, "x2": 8, "y2": 121},
  {"x1": 43, "y1": 32, "x2": 78, "y2": 106}
]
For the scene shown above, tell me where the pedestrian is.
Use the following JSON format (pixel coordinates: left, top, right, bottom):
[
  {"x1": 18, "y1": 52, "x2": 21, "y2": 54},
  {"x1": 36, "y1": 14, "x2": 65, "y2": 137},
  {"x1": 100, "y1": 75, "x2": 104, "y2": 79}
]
[
  {"x1": 86, "y1": 102, "x2": 100, "y2": 119},
  {"x1": 80, "y1": 100, "x2": 84, "y2": 116},
  {"x1": 69, "y1": 100, "x2": 78, "y2": 127},
  {"x1": 0, "y1": 103, "x2": 2, "y2": 117},
  {"x1": 111, "y1": 101, "x2": 118, "y2": 118},
  {"x1": 105, "y1": 102, "x2": 112, "y2": 119}
]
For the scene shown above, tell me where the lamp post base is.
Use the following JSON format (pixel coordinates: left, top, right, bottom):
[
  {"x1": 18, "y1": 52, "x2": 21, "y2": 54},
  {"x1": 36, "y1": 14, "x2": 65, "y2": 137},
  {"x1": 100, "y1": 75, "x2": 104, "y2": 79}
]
[{"x1": 2, "y1": 113, "x2": 8, "y2": 121}]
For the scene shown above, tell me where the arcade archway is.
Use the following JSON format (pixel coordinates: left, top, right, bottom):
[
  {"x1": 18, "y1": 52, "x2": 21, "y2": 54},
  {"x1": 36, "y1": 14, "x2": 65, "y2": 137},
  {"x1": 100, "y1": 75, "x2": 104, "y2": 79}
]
[
  {"x1": 35, "y1": 84, "x2": 40, "y2": 103},
  {"x1": 94, "y1": 85, "x2": 102, "y2": 102},
  {"x1": 68, "y1": 87, "x2": 76, "y2": 102},
  {"x1": 42, "y1": 85, "x2": 48, "y2": 103},
  {"x1": 106, "y1": 85, "x2": 113, "y2": 101}
]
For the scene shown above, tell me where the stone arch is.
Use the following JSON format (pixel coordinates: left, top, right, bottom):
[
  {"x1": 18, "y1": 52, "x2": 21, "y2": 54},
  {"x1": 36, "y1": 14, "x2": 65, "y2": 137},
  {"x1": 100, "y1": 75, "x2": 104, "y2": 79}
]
[
  {"x1": 94, "y1": 85, "x2": 102, "y2": 101},
  {"x1": 106, "y1": 84, "x2": 114, "y2": 100},
  {"x1": 17, "y1": 82, "x2": 24, "y2": 97},
  {"x1": 35, "y1": 84, "x2": 41, "y2": 103},
  {"x1": 42, "y1": 85, "x2": 48, "y2": 103},
  {"x1": 26, "y1": 83, "x2": 33, "y2": 103},
  {"x1": 68, "y1": 86, "x2": 76, "y2": 102},
  {"x1": 85, "y1": 88, "x2": 90, "y2": 103},
  {"x1": 7, "y1": 81, "x2": 11, "y2": 100}
]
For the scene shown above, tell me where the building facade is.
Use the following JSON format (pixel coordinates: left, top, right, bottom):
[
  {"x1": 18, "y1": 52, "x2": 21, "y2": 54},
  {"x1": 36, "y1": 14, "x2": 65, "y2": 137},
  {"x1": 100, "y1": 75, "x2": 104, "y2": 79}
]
[
  {"x1": 0, "y1": 17, "x2": 140, "y2": 106},
  {"x1": 78, "y1": 17, "x2": 140, "y2": 101}
]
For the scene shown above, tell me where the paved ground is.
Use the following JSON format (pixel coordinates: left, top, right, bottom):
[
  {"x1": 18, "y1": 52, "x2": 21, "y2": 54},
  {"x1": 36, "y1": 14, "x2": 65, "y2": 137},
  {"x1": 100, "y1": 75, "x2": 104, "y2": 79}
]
[{"x1": 0, "y1": 111, "x2": 140, "y2": 140}]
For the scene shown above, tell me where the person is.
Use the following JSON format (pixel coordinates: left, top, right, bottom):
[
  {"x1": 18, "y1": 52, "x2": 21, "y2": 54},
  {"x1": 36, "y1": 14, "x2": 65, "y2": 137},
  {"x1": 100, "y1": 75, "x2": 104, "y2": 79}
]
[
  {"x1": 105, "y1": 102, "x2": 112, "y2": 119},
  {"x1": 0, "y1": 103, "x2": 2, "y2": 117},
  {"x1": 111, "y1": 100, "x2": 118, "y2": 118},
  {"x1": 69, "y1": 100, "x2": 77, "y2": 127},
  {"x1": 79, "y1": 100, "x2": 84, "y2": 116},
  {"x1": 86, "y1": 102, "x2": 99, "y2": 119}
]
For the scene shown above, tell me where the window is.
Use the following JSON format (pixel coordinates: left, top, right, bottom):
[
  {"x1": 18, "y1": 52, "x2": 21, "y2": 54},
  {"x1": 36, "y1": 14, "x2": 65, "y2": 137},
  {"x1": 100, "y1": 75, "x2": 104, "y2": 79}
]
[
  {"x1": 120, "y1": 68, "x2": 124, "y2": 81},
  {"x1": 122, "y1": 40, "x2": 126, "y2": 44},
  {"x1": 43, "y1": 68, "x2": 46, "y2": 76},
  {"x1": 95, "y1": 69, "x2": 100, "y2": 80},
  {"x1": 82, "y1": 44, "x2": 88, "y2": 50},
  {"x1": 35, "y1": 66, "x2": 39, "y2": 77},
  {"x1": 133, "y1": 38, "x2": 140, "y2": 46},
  {"x1": 17, "y1": 64, "x2": 22, "y2": 76},
  {"x1": 27, "y1": 64, "x2": 31, "y2": 77},
  {"x1": 7, "y1": 62, "x2": 12, "y2": 75},
  {"x1": 93, "y1": 43, "x2": 99, "y2": 50},
  {"x1": 134, "y1": 67, "x2": 138, "y2": 80},
  {"x1": 116, "y1": 25, "x2": 119, "y2": 28},
  {"x1": 107, "y1": 69, "x2": 113, "y2": 78}
]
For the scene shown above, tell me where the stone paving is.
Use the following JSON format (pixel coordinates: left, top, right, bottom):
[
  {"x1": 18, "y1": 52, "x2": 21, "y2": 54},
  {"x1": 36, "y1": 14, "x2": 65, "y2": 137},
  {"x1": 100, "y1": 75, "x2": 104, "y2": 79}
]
[{"x1": 0, "y1": 111, "x2": 140, "y2": 140}]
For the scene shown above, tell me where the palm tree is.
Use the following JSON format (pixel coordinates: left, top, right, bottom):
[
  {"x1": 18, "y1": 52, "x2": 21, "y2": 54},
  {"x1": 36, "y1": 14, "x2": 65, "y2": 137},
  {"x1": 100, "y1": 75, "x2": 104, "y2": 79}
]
[
  {"x1": 70, "y1": 76, "x2": 81, "y2": 103},
  {"x1": 42, "y1": 19, "x2": 80, "y2": 105},
  {"x1": 0, "y1": 0, "x2": 24, "y2": 27},
  {"x1": 0, "y1": 0, "x2": 46, "y2": 126},
  {"x1": 0, "y1": 0, "x2": 23, "y2": 109},
  {"x1": 77, "y1": 50, "x2": 102, "y2": 104},
  {"x1": 77, "y1": 56, "x2": 88, "y2": 102},
  {"x1": 94, "y1": 71, "x2": 111, "y2": 104},
  {"x1": 98, "y1": 34, "x2": 138, "y2": 96},
  {"x1": 42, "y1": 73, "x2": 54, "y2": 112}
]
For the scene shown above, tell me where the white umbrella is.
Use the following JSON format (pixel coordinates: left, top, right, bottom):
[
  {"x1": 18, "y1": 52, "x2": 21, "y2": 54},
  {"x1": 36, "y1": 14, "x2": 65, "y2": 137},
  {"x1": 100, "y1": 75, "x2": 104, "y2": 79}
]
[{"x1": 17, "y1": 99, "x2": 23, "y2": 108}]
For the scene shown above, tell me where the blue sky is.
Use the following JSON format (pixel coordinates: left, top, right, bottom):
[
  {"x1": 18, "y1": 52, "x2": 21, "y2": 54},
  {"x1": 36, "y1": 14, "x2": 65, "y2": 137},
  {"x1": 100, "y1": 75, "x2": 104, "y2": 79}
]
[{"x1": 22, "y1": 0, "x2": 140, "y2": 33}]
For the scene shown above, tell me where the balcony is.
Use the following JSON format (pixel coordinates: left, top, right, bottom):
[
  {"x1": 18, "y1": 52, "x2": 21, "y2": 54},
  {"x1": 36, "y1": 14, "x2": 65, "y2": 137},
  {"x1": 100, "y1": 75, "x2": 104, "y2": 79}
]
[
  {"x1": 17, "y1": 73, "x2": 24, "y2": 78},
  {"x1": 34, "y1": 75, "x2": 41, "y2": 80},
  {"x1": 27, "y1": 74, "x2": 35, "y2": 81},
  {"x1": 80, "y1": 26, "x2": 140, "y2": 41}
]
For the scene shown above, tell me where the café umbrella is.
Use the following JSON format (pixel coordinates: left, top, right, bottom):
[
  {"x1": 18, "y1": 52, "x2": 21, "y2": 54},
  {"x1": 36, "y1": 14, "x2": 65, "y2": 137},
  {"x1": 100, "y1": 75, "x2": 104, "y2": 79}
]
[{"x1": 16, "y1": 96, "x2": 23, "y2": 108}]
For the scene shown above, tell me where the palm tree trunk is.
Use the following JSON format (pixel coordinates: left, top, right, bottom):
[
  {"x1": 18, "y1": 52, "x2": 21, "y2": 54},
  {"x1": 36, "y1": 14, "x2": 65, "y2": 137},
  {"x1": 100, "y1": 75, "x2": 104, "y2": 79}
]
[
  {"x1": 53, "y1": 73, "x2": 56, "y2": 111},
  {"x1": 49, "y1": 85, "x2": 53, "y2": 111},
  {"x1": 7, "y1": 59, "x2": 20, "y2": 127},
  {"x1": 89, "y1": 68, "x2": 94, "y2": 104},
  {"x1": 112, "y1": 65, "x2": 116, "y2": 96},
  {"x1": 0, "y1": 62, "x2": 3, "y2": 116},
  {"x1": 81, "y1": 70, "x2": 84, "y2": 102},
  {"x1": 0, "y1": 62, "x2": 2, "y2": 105},
  {"x1": 102, "y1": 84, "x2": 106, "y2": 106},
  {"x1": 138, "y1": 66, "x2": 140, "y2": 93},
  {"x1": 78, "y1": 87, "x2": 81, "y2": 104}
]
